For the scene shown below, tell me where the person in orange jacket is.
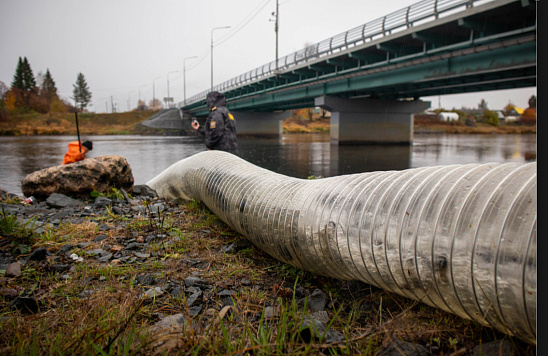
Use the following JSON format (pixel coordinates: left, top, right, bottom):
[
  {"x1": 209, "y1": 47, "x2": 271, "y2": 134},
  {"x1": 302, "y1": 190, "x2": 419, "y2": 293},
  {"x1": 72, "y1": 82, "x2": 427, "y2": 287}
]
[{"x1": 62, "y1": 140, "x2": 93, "y2": 164}]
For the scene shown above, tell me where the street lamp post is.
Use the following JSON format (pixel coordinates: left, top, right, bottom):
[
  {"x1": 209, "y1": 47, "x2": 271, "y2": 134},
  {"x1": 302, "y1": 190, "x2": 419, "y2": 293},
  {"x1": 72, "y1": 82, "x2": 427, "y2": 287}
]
[
  {"x1": 183, "y1": 56, "x2": 198, "y2": 106},
  {"x1": 153, "y1": 76, "x2": 160, "y2": 110},
  {"x1": 271, "y1": 0, "x2": 279, "y2": 73},
  {"x1": 211, "y1": 26, "x2": 231, "y2": 91},
  {"x1": 167, "y1": 71, "x2": 179, "y2": 108}
]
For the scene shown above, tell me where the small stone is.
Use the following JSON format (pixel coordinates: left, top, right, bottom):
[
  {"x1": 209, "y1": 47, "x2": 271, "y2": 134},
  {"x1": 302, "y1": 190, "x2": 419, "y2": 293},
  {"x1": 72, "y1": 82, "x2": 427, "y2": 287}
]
[
  {"x1": 300, "y1": 311, "x2": 344, "y2": 344},
  {"x1": 69, "y1": 253, "x2": 84, "y2": 262},
  {"x1": 86, "y1": 249, "x2": 106, "y2": 256},
  {"x1": 264, "y1": 306, "x2": 276, "y2": 319},
  {"x1": 98, "y1": 223, "x2": 111, "y2": 231},
  {"x1": 151, "y1": 313, "x2": 185, "y2": 332},
  {"x1": 93, "y1": 197, "x2": 113, "y2": 209},
  {"x1": 142, "y1": 287, "x2": 164, "y2": 299},
  {"x1": 98, "y1": 254, "x2": 113, "y2": 263},
  {"x1": 188, "y1": 306, "x2": 202, "y2": 316},
  {"x1": 135, "y1": 274, "x2": 155, "y2": 286},
  {"x1": 9, "y1": 297, "x2": 39, "y2": 314},
  {"x1": 94, "y1": 235, "x2": 108, "y2": 242},
  {"x1": 186, "y1": 291, "x2": 203, "y2": 306},
  {"x1": 184, "y1": 276, "x2": 207, "y2": 287},
  {"x1": 377, "y1": 339, "x2": 429, "y2": 356},
  {"x1": 170, "y1": 286, "x2": 184, "y2": 298},
  {"x1": 472, "y1": 340, "x2": 515, "y2": 356},
  {"x1": 58, "y1": 244, "x2": 75, "y2": 255},
  {"x1": 308, "y1": 289, "x2": 327, "y2": 312},
  {"x1": 110, "y1": 245, "x2": 123, "y2": 252},
  {"x1": 0, "y1": 288, "x2": 19, "y2": 298},
  {"x1": 134, "y1": 252, "x2": 150, "y2": 259},
  {"x1": 50, "y1": 264, "x2": 69, "y2": 273},
  {"x1": 28, "y1": 247, "x2": 52, "y2": 261},
  {"x1": 45, "y1": 194, "x2": 84, "y2": 208},
  {"x1": 5, "y1": 262, "x2": 22, "y2": 278},
  {"x1": 217, "y1": 289, "x2": 236, "y2": 296},
  {"x1": 125, "y1": 242, "x2": 142, "y2": 250},
  {"x1": 78, "y1": 289, "x2": 95, "y2": 299}
]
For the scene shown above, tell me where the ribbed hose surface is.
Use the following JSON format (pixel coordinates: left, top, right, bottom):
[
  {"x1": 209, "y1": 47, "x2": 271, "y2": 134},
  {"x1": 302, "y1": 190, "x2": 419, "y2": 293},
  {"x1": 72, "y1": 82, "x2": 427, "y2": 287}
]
[{"x1": 146, "y1": 151, "x2": 537, "y2": 343}]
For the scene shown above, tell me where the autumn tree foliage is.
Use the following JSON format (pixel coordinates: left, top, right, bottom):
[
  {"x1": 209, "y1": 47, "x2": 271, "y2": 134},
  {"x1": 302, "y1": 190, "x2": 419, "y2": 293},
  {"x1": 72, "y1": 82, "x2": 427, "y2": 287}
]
[
  {"x1": 135, "y1": 99, "x2": 148, "y2": 111},
  {"x1": 503, "y1": 102, "x2": 515, "y2": 116},
  {"x1": 149, "y1": 98, "x2": 163, "y2": 111},
  {"x1": 72, "y1": 73, "x2": 92, "y2": 112},
  {"x1": 522, "y1": 95, "x2": 537, "y2": 126}
]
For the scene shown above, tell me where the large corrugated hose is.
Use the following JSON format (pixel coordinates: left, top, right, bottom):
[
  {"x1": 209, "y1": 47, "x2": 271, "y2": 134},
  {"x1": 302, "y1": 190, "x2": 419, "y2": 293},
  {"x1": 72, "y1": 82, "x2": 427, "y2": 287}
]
[{"x1": 146, "y1": 151, "x2": 537, "y2": 344}]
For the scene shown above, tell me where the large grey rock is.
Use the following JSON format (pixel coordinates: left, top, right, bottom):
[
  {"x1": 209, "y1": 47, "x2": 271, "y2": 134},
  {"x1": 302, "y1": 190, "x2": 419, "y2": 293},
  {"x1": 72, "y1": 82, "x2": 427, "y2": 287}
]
[{"x1": 21, "y1": 155, "x2": 134, "y2": 201}]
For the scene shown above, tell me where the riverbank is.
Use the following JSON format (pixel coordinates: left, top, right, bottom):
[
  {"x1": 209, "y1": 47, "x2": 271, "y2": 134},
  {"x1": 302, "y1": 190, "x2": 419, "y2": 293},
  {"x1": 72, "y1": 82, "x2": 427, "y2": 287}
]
[
  {"x1": 0, "y1": 111, "x2": 537, "y2": 136},
  {"x1": 0, "y1": 189, "x2": 535, "y2": 354},
  {"x1": 283, "y1": 115, "x2": 537, "y2": 135},
  {"x1": 0, "y1": 111, "x2": 165, "y2": 136}
]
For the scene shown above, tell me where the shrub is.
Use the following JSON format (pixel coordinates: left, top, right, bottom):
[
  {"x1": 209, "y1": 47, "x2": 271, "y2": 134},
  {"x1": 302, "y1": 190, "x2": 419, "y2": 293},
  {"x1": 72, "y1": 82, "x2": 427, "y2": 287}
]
[{"x1": 483, "y1": 109, "x2": 499, "y2": 126}]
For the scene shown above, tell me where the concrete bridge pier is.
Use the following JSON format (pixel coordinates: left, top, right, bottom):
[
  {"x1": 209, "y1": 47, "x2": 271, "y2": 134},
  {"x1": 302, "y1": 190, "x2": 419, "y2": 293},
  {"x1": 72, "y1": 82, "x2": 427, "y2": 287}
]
[
  {"x1": 232, "y1": 111, "x2": 292, "y2": 137},
  {"x1": 315, "y1": 96, "x2": 430, "y2": 145}
]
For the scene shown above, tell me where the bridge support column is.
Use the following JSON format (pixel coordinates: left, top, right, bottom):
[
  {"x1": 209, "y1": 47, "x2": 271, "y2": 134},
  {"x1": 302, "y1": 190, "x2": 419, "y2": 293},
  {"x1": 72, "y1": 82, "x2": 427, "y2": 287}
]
[
  {"x1": 232, "y1": 111, "x2": 291, "y2": 137},
  {"x1": 315, "y1": 96, "x2": 430, "y2": 145}
]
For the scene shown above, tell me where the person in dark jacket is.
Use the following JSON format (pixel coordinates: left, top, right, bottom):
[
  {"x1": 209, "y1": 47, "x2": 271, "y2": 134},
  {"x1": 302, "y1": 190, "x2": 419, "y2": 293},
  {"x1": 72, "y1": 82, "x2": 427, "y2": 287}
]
[{"x1": 191, "y1": 91, "x2": 238, "y2": 154}]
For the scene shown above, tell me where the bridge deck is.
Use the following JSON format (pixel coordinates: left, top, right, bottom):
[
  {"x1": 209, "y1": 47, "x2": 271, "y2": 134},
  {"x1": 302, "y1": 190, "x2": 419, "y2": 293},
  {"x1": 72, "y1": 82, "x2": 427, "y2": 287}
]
[{"x1": 180, "y1": 0, "x2": 535, "y2": 117}]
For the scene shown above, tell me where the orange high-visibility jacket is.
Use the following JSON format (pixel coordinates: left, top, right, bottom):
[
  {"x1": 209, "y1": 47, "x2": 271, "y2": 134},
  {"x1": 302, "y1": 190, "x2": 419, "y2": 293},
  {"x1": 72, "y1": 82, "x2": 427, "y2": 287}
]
[{"x1": 62, "y1": 141, "x2": 88, "y2": 164}]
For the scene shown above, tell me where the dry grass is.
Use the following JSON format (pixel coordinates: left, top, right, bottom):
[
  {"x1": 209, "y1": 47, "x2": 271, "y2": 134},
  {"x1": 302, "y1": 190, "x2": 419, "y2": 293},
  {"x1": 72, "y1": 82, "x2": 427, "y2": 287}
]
[
  {"x1": 283, "y1": 115, "x2": 536, "y2": 135},
  {"x1": 0, "y1": 199, "x2": 536, "y2": 355},
  {"x1": 283, "y1": 116, "x2": 330, "y2": 133},
  {"x1": 0, "y1": 111, "x2": 157, "y2": 136},
  {"x1": 413, "y1": 117, "x2": 536, "y2": 134}
]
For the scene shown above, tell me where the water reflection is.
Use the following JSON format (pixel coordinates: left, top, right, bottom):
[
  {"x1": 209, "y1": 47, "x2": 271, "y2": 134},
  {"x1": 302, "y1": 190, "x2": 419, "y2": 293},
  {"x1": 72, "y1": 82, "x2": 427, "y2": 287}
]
[
  {"x1": 0, "y1": 133, "x2": 536, "y2": 196},
  {"x1": 238, "y1": 135, "x2": 412, "y2": 178}
]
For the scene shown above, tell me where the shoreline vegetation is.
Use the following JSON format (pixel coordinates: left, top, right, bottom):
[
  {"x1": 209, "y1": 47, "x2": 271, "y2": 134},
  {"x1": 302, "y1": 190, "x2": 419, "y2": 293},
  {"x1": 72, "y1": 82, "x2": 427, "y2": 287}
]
[{"x1": 0, "y1": 110, "x2": 537, "y2": 136}]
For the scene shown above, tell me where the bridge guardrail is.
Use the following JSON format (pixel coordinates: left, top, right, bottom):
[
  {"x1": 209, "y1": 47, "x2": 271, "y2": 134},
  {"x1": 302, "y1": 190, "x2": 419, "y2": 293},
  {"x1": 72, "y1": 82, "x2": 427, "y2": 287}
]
[{"x1": 181, "y1": 0, "x2": 494, "y2": 108}]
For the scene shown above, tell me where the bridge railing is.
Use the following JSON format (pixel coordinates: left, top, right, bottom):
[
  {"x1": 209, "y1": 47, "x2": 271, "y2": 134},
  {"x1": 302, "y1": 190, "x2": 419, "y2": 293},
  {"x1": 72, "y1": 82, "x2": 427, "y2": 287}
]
[{"x1": 181, "y1": 0, "x2": 493, "y2": 108}]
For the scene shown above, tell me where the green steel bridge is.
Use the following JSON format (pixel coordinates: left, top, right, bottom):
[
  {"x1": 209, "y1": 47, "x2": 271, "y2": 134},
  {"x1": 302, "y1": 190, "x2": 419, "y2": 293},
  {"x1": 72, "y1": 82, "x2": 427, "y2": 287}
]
[
  {"x1": 143, "y1": 0, "x2": 535, "y2": 144},
  {"x1": 180, "y1": 0, "x2": 535, "y2": 116}
]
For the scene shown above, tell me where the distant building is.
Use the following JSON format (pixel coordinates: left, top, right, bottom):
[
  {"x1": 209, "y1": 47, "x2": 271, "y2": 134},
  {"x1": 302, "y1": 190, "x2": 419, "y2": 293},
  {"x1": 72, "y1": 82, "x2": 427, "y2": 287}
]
[
  {"x1": 505, "y1": 107, "x2": 524, "y2": 122},
  {"x1": 437, "y1": 112, "x2": 459, "y2": 121},
  {"x1": 495, "y1": 110, "x2": 506, "y2": 123}
]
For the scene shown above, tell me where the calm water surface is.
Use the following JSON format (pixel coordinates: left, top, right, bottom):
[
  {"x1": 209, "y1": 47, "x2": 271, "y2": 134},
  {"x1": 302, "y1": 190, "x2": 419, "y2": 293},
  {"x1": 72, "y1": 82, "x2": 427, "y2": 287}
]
[{"x1": 0, "y1": 133, "x2": 536, "y2": 197}]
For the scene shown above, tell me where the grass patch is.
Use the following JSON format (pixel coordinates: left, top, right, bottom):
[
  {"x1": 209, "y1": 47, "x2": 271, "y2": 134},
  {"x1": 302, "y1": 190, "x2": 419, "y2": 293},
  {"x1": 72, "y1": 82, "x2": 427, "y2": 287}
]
[{"x1": 0, "y1": 200, "x2": 535, "y2": 355}]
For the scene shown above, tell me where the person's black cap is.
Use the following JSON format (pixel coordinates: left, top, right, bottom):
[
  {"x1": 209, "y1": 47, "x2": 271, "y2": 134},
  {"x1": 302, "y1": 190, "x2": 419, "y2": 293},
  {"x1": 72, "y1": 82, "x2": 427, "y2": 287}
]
[{"x1": 82, "y1": 141, "x2": 93, "y2": 150}]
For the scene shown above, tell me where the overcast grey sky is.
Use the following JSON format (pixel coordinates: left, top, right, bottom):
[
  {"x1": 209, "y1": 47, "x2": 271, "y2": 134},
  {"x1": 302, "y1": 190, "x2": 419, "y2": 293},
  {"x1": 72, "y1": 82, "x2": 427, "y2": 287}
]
[{"x1": 0, "y1": 0, "x2": 536, "y2": 113}]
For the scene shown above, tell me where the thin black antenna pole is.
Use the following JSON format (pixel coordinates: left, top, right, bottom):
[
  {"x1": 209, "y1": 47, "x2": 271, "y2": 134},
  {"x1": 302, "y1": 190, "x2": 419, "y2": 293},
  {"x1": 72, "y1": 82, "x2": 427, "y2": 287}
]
[{"x1": 75, "y1": 111, "x2": 82, "y2": 153}]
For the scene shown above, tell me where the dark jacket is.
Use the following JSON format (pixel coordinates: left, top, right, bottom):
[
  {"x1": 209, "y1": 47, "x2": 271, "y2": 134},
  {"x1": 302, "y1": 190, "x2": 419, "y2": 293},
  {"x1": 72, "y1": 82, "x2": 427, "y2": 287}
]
[{"x1": 197, "y1": 91, "x2": 238, "y2": 154}]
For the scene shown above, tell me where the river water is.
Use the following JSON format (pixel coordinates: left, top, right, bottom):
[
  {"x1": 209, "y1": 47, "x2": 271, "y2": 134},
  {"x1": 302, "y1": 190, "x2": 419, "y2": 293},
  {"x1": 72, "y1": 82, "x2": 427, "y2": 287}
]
[{"x1": 0, "y1": 133, "x2": 536, "y2": 197}]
